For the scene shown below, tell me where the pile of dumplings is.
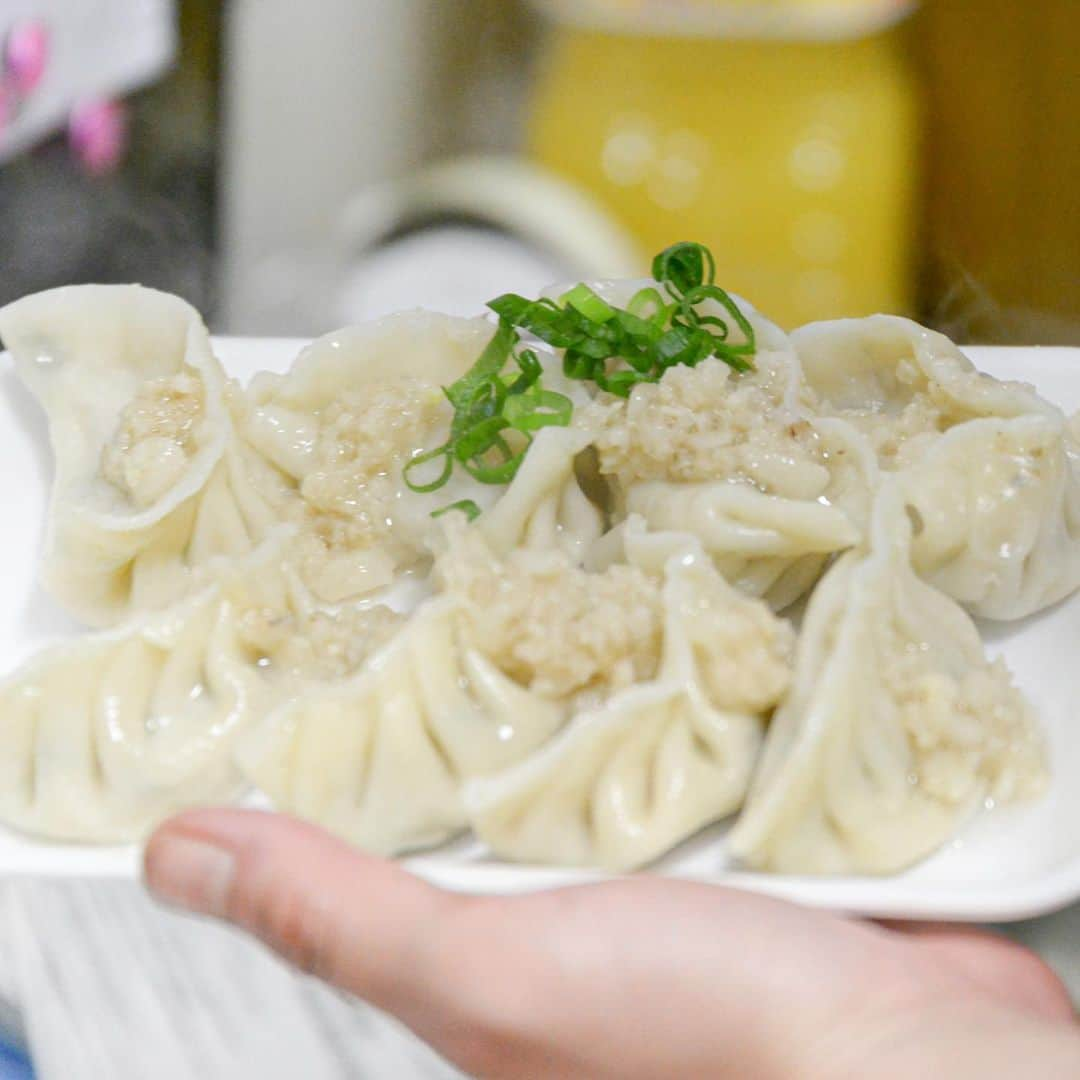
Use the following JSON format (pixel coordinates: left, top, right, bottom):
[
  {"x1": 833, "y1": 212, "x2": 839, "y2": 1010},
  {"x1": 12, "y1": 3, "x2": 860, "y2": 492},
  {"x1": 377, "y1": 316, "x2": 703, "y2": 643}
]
[{"x1": 0, "y1": 279, "x2": 1076, "y2": 876}]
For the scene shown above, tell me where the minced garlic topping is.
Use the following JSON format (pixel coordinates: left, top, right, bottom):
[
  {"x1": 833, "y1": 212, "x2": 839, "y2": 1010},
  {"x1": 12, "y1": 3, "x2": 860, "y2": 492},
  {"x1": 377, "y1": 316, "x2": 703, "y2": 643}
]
[
  {"x1": 305, "y1": 382, "x2": 447, "y2": 497},
  {"x1": 295, "y1": 380, "x2": 448, "y2": 542},
  {"x1": 686, "y1": 583, "x2": 795, "y2": 715},
  {"x1": 578, "y1": 357, "x2": 829, "y2": 499},
  {"x1": 254, "y1": 378, "x2": 452, "y2": 598},
  {"x1": 236, "y1": 601, "x2": 403, "y2": 682},
  {"x1": 439, "y1": 529, "x2": 663, "y2": 701},
  {"x1": 887, "y1": 647, "x2": 1046, "y2": 807},
  {"x1": 102, "y1": 373, "x2": 205, "y2": 507}
]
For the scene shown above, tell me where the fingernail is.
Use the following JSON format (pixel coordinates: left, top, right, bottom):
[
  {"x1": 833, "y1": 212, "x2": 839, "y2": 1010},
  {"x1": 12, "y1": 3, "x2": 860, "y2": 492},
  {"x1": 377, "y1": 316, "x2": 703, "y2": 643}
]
[{"x1": 146, "y1": 833, "x2": 235, "y2": 918}]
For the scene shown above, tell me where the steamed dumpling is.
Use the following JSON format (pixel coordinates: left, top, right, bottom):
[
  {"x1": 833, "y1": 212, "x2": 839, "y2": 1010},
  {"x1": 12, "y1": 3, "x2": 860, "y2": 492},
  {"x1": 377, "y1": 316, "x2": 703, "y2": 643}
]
[
  {"x1": 728, "y1": 483, "x2": 1047, "y2": 876},
  {"x1": 0, "y1": 285, "x2": 238, "y2": 624},
  {"x1": 234, "y1": 556, "x2": 572, "y2": 855},
  {"x1": 235, "y1": 594, "x2": 568, "y2": 855},
  {"x1": 618, "y1": 418, "x2": 876, "y2": 610},
  {"x1": 463, "y1": 525, "x2": 794, "y2": 870},
  {"x1": 236, "y1": 314, "x2": 601, "y2": 602},
  {"x1": 0, "y1": 535, "x2": 402, "y2": 842},
  {"x1": 792, "y1": 315, "x2": 1059, "y2": 464},
  {"x1": 0, "y1": 290, "x2": 551, "y2": 622},
  {"x1": 237, "y1": 312, "x2": 506, "y2": 602},
  {"x1": 234, "y1": 429, "x2": 607, "y2": 855},
  {"x1": 899, "y1": 415, "x2": 1080, "y2": 619},
  {"x1": 793, "y1": 315, "x2": 1080, "y2": 618},
  {"x1": 240, "y1": 521, "x2": 791, "y2": 863},
  {"x1": 567, "y1": 292, "x2": 869, "y2": 609}
]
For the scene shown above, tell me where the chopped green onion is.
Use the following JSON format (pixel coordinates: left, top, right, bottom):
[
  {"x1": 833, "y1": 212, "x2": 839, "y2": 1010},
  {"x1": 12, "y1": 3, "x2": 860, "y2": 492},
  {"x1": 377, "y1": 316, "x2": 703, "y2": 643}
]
[
  {"x1": 560, "y1": 283, "x2": 616, "y2": 324},
  {"x1": 403, "y1": 444, "x2": 453, "y2": 493},
  {"x1": 444, "y1": 320, "x2": 516, "y2": 410},
  {"x1": 684, "y1": 284, "x2": 757, "y2": 347},
  {"x1": 454, "y1": 416, "x2": 511, "y2": 463},
  {"x1": 431, "y1": 499, "x2": 482, "y2": 522},
  {"x1": 411, "y1": 241, "x2": 757, "y2": 510},
  {"x1": 460, "y1": 442, "x2": 528, "y2": 484},
  {"x1": 503, "y1": 386, "x2": 574, "y2": 431},
  {"x1": 652, "y1": 241, "x2": 716, "y2": 299},
  {"x1": 488, "y1": 295, "x2": 578, "y2": 348},
  {"x1": 596, "y1": 369, "x2": 647, "y2": 396}
]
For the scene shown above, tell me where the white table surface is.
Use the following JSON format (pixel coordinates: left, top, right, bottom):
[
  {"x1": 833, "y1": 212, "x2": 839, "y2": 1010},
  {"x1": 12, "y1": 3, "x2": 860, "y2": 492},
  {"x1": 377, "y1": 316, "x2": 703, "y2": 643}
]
[{"x1": 0, "y1": 879, "x2": 463, "y2": 1079}]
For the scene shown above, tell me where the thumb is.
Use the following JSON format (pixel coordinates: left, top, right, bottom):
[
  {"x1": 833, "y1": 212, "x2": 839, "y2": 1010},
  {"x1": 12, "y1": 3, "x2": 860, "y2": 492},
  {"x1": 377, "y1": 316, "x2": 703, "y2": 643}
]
[{"x1": 143, "y1": 809, "x2": 458, "y2": 1018}]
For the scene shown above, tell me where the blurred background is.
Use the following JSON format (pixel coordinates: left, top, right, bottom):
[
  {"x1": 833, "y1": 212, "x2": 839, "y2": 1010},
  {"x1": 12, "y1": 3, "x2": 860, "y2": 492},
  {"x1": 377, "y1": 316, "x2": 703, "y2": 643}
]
[{"x1": 1, "y1": 0, "x2": 1078, "y2": 343}]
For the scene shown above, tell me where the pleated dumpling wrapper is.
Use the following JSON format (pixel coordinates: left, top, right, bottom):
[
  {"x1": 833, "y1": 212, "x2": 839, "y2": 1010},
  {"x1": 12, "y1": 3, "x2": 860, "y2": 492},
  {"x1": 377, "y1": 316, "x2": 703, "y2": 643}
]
[
  {"x1": 235, "y1": 310, "x2": 580, "y2": 604},
  {"x1": 235, "y1": 427, "x2": 607, "y2": 855},
  {"x1": 728, "y1": 483, "x2": 1048, "y2": 877},
  {"x1": 0, "y1": 285, "x2": 240, "y2": 625},
  {"x1": 460, "y1": 520, "x2": 794, "y2": 871},
  {"x1": 0, "y1": 287, "x2": 554, "y2": 623},
  {"x1": 793, "y1": 315, "x2": 1080, "y2": 619},
  {"x1": 0, "y1": 533, "x2": 403, "y2": 842},
  {"x1": 571, "y1": 282, "x2": 868, "y2": 611}
]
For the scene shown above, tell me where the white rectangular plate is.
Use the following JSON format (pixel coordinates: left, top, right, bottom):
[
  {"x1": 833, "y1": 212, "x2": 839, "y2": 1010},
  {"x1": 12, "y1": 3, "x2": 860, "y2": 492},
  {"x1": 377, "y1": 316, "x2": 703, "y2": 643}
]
[{"x1": 1, "y1": 339, "x2": 1078, "y2": 922}]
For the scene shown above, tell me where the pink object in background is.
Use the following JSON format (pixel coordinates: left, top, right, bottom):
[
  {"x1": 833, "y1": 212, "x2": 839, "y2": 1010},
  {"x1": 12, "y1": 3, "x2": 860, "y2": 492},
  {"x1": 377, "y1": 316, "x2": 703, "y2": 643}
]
[
  {"x1": 68, "y1": 97, "x2": 128, "y2": 175},
  {"x1": 4, "y1": 19, "x2": 50, "y2": 97}
]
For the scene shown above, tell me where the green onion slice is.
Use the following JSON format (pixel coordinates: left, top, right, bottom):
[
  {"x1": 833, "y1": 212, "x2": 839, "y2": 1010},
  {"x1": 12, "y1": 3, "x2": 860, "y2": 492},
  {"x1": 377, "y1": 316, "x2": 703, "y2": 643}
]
[
  {"x1": 560, "y1": 283, "x2": 617, "y2": 324},
  {"x1": 403, "y1": 444, "x2": 453, "y2": 493},
  {"x1": 431, "y1": 499, "x2": 482, "y2": 522}
]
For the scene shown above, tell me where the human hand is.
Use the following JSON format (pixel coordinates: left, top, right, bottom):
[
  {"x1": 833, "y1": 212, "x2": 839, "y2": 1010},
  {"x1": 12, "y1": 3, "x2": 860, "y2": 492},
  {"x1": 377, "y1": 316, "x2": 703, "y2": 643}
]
[{"x1": 145, "y1": 810, "x2": 1078, "y2": 1079}]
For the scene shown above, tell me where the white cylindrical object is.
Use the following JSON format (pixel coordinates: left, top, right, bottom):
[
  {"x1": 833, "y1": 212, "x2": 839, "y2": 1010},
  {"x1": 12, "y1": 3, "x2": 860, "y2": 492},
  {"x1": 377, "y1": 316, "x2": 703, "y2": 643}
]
[{"x1": 219, "y1": 0, "x2": 443, "y2": 334}]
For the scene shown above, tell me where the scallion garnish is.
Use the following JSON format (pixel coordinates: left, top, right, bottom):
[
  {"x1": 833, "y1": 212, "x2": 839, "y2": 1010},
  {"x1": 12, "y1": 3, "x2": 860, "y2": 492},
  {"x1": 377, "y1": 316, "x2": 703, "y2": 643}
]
[
  {"x1": 561, "y1": 283, "x2": 617, "y2": 324},
  {"x1": 430, "y1": 499, "x2": 482, "y2": 522},
  {"x1": 408, "y1": 241, "x2": 756, "y2": 513},
  {"x1": 403, "y1": 319, "x2": 573, "y2": 501}
]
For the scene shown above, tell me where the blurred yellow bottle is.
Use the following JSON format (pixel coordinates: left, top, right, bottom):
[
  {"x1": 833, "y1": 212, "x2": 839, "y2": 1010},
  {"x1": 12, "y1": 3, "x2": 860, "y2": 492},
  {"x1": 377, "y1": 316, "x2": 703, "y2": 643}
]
[{"x1": 527, "y1": 2, "x2": 919, "y2": 327}]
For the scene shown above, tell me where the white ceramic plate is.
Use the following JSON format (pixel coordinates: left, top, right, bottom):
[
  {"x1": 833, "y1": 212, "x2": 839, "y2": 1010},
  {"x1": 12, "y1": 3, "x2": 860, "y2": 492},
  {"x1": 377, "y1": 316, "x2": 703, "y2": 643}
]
[{"x1": 0, "y1": 338, "x2": 1078, "y2": 922}]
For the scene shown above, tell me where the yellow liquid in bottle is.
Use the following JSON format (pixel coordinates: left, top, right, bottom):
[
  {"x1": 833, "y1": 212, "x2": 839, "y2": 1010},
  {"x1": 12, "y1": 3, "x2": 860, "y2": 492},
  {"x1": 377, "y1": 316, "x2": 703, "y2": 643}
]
[{"x1": 527, "y1": 25, "x2": 918, "y2": 327}]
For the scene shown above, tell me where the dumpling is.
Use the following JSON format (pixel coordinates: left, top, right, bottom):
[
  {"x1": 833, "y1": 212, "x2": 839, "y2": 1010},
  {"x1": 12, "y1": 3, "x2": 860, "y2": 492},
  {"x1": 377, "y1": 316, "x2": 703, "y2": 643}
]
[
  {"x1": 235, "y1": 595, "x2": 570, "y2": 855},
  {"x1": 793, "y1": 315, "x2": 1080, "y2": 618},
  {"x1": 234, "y1": 546, "x2": 573, "y2": 855},
  {"x1": 0, "y1": 285, "x2": 239, "y2": 625},
  {"x1": 567, "y1": 292, "x2": 869, "y2": 609},
  {"x1": 232, "y1": 425, "x2": 606, "y2": 855},
  {"x1": 792, "y1": 315, "x2": 1060, "y2": 464},
  {"x1": 237, "y1": 312, "x2": 597, "y2": 602},
  {"x1": 728, "y1": 483, "x2": 1047, "y2": 877},
  {"x1": 581, "y1": 362, "x2": 873, "y2": 609},
  {"x1": 463, "y1": 524, "x2": 793, "y2": 870},
  {"x1": 899, "y1": 414, "x2": 1080, "y2": 619},
  {"x1": 0, "y1": 289, "x2": 556, "y2": 621},
  {"x1": 238, "y1": 517, "x2": 790, "y2": 860},
  {"x1": 574, "y1": 287, "x2": 817, "y2": 499},
  {"x1": 0, "y1": 534, "x2": 401, "y2": 842}
]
